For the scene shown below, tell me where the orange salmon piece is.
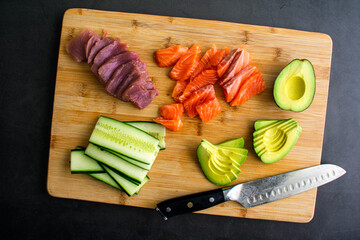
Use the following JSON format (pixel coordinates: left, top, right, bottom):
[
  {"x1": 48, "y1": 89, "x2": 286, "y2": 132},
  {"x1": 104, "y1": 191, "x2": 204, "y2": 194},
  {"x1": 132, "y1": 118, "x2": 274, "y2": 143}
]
[
  {"x1": 183, "y1": 85, "x2": 216, "y2": 118},
  {"x1": 178, "y1": 68, "x2": 219, "y2": 103},
  {"x1": 230, "y1": 72, "x2": 266, "y2": 106},
  {"x1": 155, "y1": 45, "x2": 188, "y2": 67},
  {"x1": 169, "y1": 44, "x2": 201, "y2": 81},
  {"x1": 210, "y1": 48, "x2": 230, "y2": 67},
  {"x1": 190, "y1": 45, "x2": 217, "y2": 80},
  {"x1": 217, "y1": 49, "x2": 240, "y2": 77},
  {"x1": 196, "y1": 97, "x2": 222, "y2": 122},
  {"x1": 153, "y1": 117, "x2": 183, "y2": 131},
  {"x1": 172, "y1": 79, "x2": 189, "y2": 102},
  {"x1": 159, "y1": 103, "x2": 184, "y2": 120},
  {"x1": 223, "y1": 65, "x2": 257, "y2": 102},
  {"x1": 219, "y1": 49, "x2": 251, "y2": 86}
]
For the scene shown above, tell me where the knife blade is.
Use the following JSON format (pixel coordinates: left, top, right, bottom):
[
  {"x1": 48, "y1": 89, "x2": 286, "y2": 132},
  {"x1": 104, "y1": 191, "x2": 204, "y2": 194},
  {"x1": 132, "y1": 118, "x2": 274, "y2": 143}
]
[{"x1": 155, "y1": 164, "x2": 346, "y2": 220}]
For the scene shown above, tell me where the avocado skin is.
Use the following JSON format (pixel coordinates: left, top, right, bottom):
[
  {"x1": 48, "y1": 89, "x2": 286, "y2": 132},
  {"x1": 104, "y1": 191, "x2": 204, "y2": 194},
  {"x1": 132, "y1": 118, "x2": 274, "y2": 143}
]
[
  {"x1": 253, "y1": 119, "x2": 301, "y2": 164},
  {"x1": 273, "y1": 59, "x2": 316, "y2": 112}
]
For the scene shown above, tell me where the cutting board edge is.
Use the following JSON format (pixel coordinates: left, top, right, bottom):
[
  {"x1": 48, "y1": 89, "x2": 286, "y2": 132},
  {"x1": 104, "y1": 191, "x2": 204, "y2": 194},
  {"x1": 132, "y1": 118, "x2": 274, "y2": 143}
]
[{"x1": 63, "y1": 8, "x2": 334, "y2": 44}]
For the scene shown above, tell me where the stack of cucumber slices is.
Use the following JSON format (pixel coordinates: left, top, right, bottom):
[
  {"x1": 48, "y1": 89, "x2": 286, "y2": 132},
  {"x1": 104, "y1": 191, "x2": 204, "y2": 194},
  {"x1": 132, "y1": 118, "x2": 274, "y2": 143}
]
[{"x1": 70, "y1": 116, "x2": 166, "y2": 196}]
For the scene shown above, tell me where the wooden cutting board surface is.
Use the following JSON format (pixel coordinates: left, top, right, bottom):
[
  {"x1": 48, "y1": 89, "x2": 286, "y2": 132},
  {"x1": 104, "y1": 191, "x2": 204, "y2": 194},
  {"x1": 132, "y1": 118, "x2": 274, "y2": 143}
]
[{"x1": 47, "y1": 8, "x2": 332, "y2": 223}]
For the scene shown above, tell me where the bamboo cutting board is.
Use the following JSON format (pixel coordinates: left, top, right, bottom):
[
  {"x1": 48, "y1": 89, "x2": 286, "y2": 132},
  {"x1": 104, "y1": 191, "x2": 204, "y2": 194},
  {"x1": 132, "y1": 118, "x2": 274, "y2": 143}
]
[{"x1": 47, "y1": 8, "x2": 333, "y2": 223}]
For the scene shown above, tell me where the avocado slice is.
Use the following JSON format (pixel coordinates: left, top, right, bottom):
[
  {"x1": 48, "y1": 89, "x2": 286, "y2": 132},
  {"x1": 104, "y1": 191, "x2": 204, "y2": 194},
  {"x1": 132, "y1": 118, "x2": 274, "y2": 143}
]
[
  {"x1": 273, "y1": 59, "x2": 315, "y2": 112},
  {"x1": 217, "y1": 137, "x2": 244, "y2": 148},
  {"x1": 197, "y1": 139, "x2": 248, "y2": 185},
  {"x1": 253, "y1": 119, "x2": 301, "y2": 163}
]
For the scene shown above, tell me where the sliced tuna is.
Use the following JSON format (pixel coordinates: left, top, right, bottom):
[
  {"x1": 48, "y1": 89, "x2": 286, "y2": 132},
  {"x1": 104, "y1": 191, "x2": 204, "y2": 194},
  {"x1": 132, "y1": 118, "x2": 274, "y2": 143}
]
[
  {"x1": 98, "y1": 51, "x2": 139, "y2": 85},
  {"x1": 104, "y1": 60, "x2": 144, "y2": 96},
  {"x1": 90, "y1": 41, "x2": 128, "y2": 78},
  {"x1": 87, "y1": 37, "x2": 115, "y2": 64},
  {"x1": 122, "y1": 83, "x2": 159, "y2": 109},
  {"x1": 115, "y1": 67, "x2": 147, "y2": 101},
  {"x1": 66, "y1": 28, "x2": 94, "y2": 62},
  {"x1": 85, "y1": 33, "x2": 101, "y2": 59}
]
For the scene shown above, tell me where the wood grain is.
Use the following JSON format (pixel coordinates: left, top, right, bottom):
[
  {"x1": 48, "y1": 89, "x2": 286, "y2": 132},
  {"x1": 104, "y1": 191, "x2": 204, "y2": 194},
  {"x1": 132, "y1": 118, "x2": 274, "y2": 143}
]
[{"x1": 47, "y1": 8, "x2": 332, "y2": 223}]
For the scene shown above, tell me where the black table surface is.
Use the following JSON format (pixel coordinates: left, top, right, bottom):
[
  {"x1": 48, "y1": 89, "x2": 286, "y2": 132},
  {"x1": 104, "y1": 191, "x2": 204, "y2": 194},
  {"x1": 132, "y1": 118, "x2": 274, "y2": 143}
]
[{"x1": 1, "y1": 0, "x2": 359, "y2": 239}]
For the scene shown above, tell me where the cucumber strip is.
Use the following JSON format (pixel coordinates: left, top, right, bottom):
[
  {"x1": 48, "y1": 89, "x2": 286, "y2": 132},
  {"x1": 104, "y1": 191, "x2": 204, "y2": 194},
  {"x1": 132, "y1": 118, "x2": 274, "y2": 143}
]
[
  {"x1": 89, "y1": 172, "x2": 121, "y2": 190},
  {"x1": 70, "y1": 149, "x2": 104, "y2": 174},
  {"x1": 85, "y1": 143, "x2": 148, "y2": 183},
  {"x1": 102, "y1": 164, "x2": 149, "y2": 196},
  {"x1": 126, "y1": 121, "x2": 166, "y2": 150},
  {"x1": 106, "y1": 148, "x2": 154, "y2": 171},
  {"x1": 89, "y1": 116, "x2": 160, "y2": 164}
]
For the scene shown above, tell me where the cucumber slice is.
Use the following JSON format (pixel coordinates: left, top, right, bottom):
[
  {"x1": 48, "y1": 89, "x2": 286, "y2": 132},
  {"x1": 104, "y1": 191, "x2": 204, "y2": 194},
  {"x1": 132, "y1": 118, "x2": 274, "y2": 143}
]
[
  {"x1": 89, "y1": 172, "x2": 121, "y2": 190},
  {"x1": 106, "y1": 148, "x2": 154, "y2": 171},
  {"x1": 102, "y1": 164, "x2": 149, "y2": 196},
  {"x1": 126, "y1": 121, "x2": 166, "y2": 150},
  {"x1": 85, "y1": 143, "x2": 148, "y2": 183},
  {"x1": 70, "y1": 149, "x2": 104, "y2": 174},
  {"x1": 89, "y1": 116, "x2": 160, "y2": 164}
]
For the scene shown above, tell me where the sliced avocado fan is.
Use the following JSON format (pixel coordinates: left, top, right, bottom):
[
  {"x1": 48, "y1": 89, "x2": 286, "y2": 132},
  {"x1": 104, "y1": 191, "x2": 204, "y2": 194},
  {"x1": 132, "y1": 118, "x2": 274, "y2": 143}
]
[
  {"x1": 253, "y1": 119, "x2": 301, "y2": 163},
  {"x1": 197, "y1": 138, "x2": 248, "y2": 186}
]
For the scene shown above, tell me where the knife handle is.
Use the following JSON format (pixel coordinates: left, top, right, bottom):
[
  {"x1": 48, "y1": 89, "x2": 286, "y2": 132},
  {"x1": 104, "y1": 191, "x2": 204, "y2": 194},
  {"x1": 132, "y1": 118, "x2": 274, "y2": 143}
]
[{"x1": 155, "y1": 189, "x2": 225, "y2": 220}]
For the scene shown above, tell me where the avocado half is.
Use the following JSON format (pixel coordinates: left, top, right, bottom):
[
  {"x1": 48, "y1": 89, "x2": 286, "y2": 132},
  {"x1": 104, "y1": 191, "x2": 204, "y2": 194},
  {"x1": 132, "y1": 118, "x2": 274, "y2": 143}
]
[
  {"x1": 197, "y1": 139, "x2": 248, "y2": 185},
  {"x1": 253, "y1": 119, "x2": 301, "y2": 163},
  {"x1": 273, "y1": 59, "x2": 315, "y2": 112}
]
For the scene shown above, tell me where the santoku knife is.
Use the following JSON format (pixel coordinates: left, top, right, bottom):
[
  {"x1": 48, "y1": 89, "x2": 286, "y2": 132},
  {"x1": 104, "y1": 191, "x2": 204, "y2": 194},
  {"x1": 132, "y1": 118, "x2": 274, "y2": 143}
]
[{"x1": 155, "y1": 164, "x2": 346, "y2": 220}]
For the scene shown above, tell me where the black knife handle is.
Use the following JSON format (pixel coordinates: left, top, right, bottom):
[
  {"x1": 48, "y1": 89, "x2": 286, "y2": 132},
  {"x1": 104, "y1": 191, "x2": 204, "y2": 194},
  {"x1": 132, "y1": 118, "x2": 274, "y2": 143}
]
[{"x1": 155, "y1": 189, "x2": 225, "y2": 220}]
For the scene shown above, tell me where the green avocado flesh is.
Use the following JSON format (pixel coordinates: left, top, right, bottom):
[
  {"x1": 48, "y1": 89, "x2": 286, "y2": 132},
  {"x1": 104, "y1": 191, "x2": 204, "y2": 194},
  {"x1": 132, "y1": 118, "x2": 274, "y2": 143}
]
[
  {"x1": 273, "y1": 59, "x2": 315, "y2": 112},
  {"x1": 197, "y1": 139, "x2": 248, "y2": 185},
  {"x1": 253, "y1": 119, "x2": 301, "y2": 163}
]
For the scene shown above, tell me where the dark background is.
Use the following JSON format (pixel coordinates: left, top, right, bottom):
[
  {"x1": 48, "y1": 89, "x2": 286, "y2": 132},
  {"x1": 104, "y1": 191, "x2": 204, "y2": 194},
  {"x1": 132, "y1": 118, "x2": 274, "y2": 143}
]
[{"x1": 1, "y1": 0, "x2": 359, "y2": 239}]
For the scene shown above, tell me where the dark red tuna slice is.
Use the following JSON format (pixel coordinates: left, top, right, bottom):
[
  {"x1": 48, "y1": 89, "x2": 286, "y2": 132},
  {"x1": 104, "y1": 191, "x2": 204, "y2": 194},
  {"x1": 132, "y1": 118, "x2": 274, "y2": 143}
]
[
  {"x1": 123, "y1": 84, "x2": 159, "y2": 109},
  {"x1": 98, "y1": 51, "x2": 139, "y2": 85},
  {"x1": 66, "y1": 28, "x2": 94, "y2": 62},
  {"x1": 115, "y1": 66, "x2": 147, "y2": 100},
  {"x1": 91, "y1": 41, "x2": 128, "y2": 79},
  {"x1": 104, "y1": 60, "x2": 144, "y2": 96},
  {"x1": 85, "y1": 33, "x2": 101, "y2": 59},
  {"x1": 87, "y1": 37, "x2": 115, "y2": 64}
]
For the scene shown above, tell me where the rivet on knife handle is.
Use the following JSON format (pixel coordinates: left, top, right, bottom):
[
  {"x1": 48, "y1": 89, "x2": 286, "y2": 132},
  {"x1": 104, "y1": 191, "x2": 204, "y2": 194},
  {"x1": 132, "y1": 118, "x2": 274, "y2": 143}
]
[{"x1": 155, "y1": 189, "x2": 225, "y2": 220}]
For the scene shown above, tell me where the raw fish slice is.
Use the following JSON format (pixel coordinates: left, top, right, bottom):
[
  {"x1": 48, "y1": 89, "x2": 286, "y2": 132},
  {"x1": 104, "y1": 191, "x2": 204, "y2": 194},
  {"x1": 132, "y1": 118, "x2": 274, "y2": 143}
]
[
  {"x1": 105, "y1": 60, "x2": 143, "y2": 96},
  {"x1": 183, "y1": 85, "x2": 216, "y2": 118},
  {"x1": 217, "y1": 49, "x2": 240, "y2": 77},
  {"x1": 85, "y1": 33, "x2": 101, "y2": 59},
  {"x1": 196, "y1": 98, "x2": 222, "y2": 122},
  {"x1": 169, "y1": 44, "x2": 201, "y2": 81},
  {"x1": 91, "y1": 41, "x2": 128, "y2": 78},
  {"x1": 122, "y1": 83, "x2": 159, "y2": 109},
  {"x1": 230, "y1": 72, "x2": 266, "y2": 106},
  {"x1": 115, "y1": 66, "x2": 147, "y2": 100},
  {"x1": 160, "y1": 103, "x2": 184, "y2": 120},
  {"x1": 66, "y1": 28, "x2": 94, "y2": 62},
  {"x1": 190, "y1": 45, "x2": 217, "y2": 80},
  {"x1": 223, "y1": 65, "x2": 257, "y2": 102},
  {"x1": 172, "y1": 79, "x2": 189, "y2": 103},
  {"x1": 155, "y1": 45, "x2": 188, "y2": 67},
  {"x1": 219, "y1": 49, "x2": 251, "y2": 86},
  {"x1": 210, "y1": 48, "x2": 230, "y2": 67},
  {"x1": 87, "y1": 37, "x2": 114, "y2": 64},
  {"x1": 153, "y1": 117, "x2": 183, "y2": 131},
  {"x1": 178, "y1": 68, "x2": 219, "y2": 103},
  {"x1": 98, "y1": 51, "x2": 139, "y2": 85}
]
